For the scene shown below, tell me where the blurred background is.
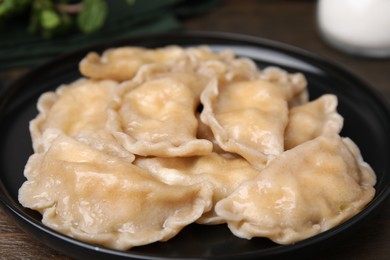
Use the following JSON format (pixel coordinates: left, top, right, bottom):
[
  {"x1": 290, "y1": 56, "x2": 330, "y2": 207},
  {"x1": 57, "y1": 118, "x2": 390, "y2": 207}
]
[
  {"x1": 0, "y1": 0, "x2": 389, "y2": 259},
  {"x1": 1, "y1": 0, "x2": 389, "y2": 99}
]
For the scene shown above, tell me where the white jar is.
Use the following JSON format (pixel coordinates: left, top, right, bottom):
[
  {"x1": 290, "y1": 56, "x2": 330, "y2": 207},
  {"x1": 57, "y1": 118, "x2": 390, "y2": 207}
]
[{"x1": 317, "y1": 0, "x2": 390, "y2": 57}]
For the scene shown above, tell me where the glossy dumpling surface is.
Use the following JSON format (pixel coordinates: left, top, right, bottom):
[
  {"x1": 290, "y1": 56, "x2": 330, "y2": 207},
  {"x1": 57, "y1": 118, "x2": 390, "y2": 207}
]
[
  {"x1": 215, "y1": 135, "x2": 376, "y2": 244},
  {"x1": 18, "y1": 134, "x2": 212, "y2": 250},
  {"x1": 108, "y1": 76, "x2": 212, "y2": 157},
  {"x1": 30, "y1": 78, "x2": 134, "y2": 161},
  {"x1": 19, "y1": 45, "x2": 377, "y2": 250},
  {"x1": 79, "y1": 46, "x2": 185, "y2": 81},
  {"x1": 284, "y1": 94, "x2": 344, "y2": 149},
  {"x1": 258, "y1": 66, "x2": 308, "y2": 106},
  {"x1": 135, "y1": 152, "x2": 259, "y2": 224},
  {"x1": 200, "y1": 79, "x2": 289, "y2": 168}
]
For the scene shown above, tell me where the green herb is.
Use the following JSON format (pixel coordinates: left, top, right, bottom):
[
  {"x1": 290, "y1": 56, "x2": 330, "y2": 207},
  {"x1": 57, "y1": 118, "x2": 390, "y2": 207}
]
[
  {"x1": 0, "y1": 0, "x2": 135, "y2": 38},
  {"x1": 77, "y1": 0, "x2": 107, "y2": 33}
]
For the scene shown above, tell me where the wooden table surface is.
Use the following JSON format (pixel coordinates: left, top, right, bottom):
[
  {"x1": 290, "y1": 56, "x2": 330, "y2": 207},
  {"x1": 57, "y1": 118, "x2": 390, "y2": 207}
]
[{"x1": 1, "y1": 0, "x2": 389, "y2": 259}]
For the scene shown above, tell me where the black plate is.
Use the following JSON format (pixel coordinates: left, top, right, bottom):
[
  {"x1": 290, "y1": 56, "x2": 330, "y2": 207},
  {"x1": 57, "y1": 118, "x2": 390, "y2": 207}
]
[{"x1": 1, "y1": 32, "x2": 389, "y2": 260}]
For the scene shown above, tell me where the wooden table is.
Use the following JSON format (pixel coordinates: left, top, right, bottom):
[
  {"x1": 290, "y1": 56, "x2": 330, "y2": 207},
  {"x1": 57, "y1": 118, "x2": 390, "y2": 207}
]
[{"x1": 1, "y1": 0, "x2": 389, "y2": 259}]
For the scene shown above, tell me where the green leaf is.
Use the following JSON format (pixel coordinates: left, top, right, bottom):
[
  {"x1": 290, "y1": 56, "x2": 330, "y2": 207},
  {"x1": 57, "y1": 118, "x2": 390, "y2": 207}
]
[
  {"x1": 40, "y1": 9, "x2": 61, "y2": 30},
  {"x1": 77, "y1": 0, "x2": 107, "y2": 33}
]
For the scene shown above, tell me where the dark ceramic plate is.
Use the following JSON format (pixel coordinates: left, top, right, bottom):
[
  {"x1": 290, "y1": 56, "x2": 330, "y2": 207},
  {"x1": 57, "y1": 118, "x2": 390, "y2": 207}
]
[{"x1": 0, "y1": 32, "x2": 389, "y2": 260}]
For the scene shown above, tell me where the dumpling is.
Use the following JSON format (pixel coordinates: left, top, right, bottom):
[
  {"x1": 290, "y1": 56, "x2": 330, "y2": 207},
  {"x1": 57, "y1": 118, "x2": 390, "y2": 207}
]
[
  {"x1": 128, "y1": 47, "x2": 258, "y2": 95},
  {"x1": 284, "y1": 94, "x2": 344, "y2": 150},
  {"x1": 18, "y1": 133, "x2": 212, "y2": 250},
  {"x1": 18, "y1": 45, "x2": 379, "y2": 252},
  {"x1": 196, "y1": 113, "x2": 226, "y2": 154},
  {"x1": 30, "y1": 78, "x2": 134, "y2": 162},
  {"x1": 108, "y1": 76, "x2": 213, "y2": 157},
  {"x1": 200, "y1": 79, "x2": 289, "y2": 168},
  {"x1": 132, "y1": 63, "x2": 210, "y2": 98},
  {"x1": 135, "y1": 152, "x2": 259, "y2": 224},
  {"x1": 215, "y1": 135, "x2": 376, "y2": 245},
  {"x1": 128, "y1": 46, "x2": 259, "y2": 85},
  {"x1": 258, "y1": 66, "x2": 308, "y2": 107},
  {"x1": 186, "y1": 47, "x2": 260, "y2": 84},
  {"x1": 79, "y1": 46, "x2": 185, "y2": 81},
  {"x1": 79, "y1": 45, "x2": 260, "y2": 85}
]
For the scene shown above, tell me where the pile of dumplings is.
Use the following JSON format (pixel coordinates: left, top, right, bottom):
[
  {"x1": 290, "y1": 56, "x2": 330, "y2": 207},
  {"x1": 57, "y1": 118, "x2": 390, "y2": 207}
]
[{"x1": 18, "y1": 46, "x2": 376, "y2": 250}]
